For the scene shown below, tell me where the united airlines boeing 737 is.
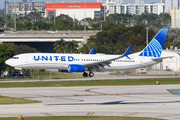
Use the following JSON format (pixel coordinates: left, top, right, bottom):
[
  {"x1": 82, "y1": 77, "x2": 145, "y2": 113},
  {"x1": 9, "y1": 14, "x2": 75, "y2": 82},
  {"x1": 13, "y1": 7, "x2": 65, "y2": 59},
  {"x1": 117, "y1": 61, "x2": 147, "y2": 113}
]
[{"x1": 5, "y1": 28, "x2": 169, "y2": 77}]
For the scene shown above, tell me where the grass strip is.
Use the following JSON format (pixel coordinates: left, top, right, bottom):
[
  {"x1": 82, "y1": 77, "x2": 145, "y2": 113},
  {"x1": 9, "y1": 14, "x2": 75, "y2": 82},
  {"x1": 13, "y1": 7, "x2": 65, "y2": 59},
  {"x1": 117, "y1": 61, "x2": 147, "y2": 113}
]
[
  {"x1": 0, "y1": 78, "x2": 180, "y2": 88},
  {"x1": 0, "y1": 72, "x2": 83, "y2": 81},
  {"x1": 0, "y1": 116, "x2": 164, "y2": 120},
  {"x1": 0, "y1": 96, "x2": 41, "y2": 104}
]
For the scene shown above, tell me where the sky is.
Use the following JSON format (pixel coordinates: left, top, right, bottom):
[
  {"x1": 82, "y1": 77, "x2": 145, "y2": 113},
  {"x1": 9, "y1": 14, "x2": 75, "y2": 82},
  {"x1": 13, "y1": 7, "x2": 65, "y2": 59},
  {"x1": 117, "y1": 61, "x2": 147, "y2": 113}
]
[{"x1": 1, "y1": 0, "x2": 160, "y2": 9}]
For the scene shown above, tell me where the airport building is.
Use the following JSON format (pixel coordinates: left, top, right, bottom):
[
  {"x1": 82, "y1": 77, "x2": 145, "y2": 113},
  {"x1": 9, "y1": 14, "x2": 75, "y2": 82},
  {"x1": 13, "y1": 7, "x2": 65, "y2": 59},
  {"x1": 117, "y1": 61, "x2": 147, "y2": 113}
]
[
  {"x1": 99, "y1": 0, "x2": 165, "y2": 15},
  {"x1": 45, "y1": 2, "x2": 101, "y2": 21},
  {"x1": 165, "y1": 0, "x2": 180, "y2": 13},
  {"x1": 104, "y1": 2, "x2": 164, "y2": 15},
  {"x1": 4, "y1": 1, "x2": 101, "y2": 21},
  {"x1": 164, "y1": 0, "x2": 180, "y2": 29},
  {"x1": 4, "y1": 1, "x2": 45, "y2": 15},
  {"x1": 97, "y1": 0, "x2": 123, "y2": 5},
  {"x1": 152, "y1": 49, "x2": 180, "y2": 71},
  {"x1": 171, "y1": 7, "x2": 180, "y2": 29}
]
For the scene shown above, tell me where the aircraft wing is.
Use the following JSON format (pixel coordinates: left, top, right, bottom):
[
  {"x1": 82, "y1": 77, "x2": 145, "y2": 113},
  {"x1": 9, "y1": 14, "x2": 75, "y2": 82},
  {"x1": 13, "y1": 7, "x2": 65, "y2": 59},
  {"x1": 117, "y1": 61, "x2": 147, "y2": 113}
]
[
  {"x1": 152, "y1": 56, "x2": 174, "y2": 61},
  {"x1": 83, "y1": 45, "x2": 132, "y2": 69}
]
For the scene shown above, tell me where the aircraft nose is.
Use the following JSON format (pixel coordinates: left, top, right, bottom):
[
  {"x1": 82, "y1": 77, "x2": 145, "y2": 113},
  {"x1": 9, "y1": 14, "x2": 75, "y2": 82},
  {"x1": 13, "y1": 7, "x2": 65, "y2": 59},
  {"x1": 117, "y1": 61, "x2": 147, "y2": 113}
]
[{"x1": 5, "y1": 59, "x2": 12, "y2": 66}]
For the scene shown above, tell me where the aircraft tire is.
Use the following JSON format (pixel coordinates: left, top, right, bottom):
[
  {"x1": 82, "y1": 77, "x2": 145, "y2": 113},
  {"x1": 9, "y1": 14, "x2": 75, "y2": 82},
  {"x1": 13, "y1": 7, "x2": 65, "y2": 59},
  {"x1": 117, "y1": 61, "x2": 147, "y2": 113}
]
[
  {"x1": 83, "y1": 72, "x2": 88, "y2": 77},
  {"x1": 89, "y1": 72, "x2": 94, "y2": 77}
]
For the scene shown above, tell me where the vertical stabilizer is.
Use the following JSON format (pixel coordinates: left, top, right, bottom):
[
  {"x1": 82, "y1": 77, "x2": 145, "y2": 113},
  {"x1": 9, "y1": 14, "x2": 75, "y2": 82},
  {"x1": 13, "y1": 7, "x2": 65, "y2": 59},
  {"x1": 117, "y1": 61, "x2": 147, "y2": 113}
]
[
  {"x1": 89, "y1": 47, "x2": 95, "y2": 54},
  {"x1": 139, "y1": 28, "x2": 168, "y2": 57}
]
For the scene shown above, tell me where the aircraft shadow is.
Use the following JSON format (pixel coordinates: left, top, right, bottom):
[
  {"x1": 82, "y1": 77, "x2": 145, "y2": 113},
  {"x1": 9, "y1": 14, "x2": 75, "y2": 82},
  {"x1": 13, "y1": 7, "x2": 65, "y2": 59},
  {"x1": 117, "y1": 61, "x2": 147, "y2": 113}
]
[{"x1": 46, "y1": 100, "x2": 178, "y2": 106}]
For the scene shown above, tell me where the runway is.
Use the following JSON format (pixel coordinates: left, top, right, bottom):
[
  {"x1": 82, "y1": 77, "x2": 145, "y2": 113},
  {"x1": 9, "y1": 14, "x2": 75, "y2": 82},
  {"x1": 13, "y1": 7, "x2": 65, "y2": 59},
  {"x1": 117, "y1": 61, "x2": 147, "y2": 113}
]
[{"x1": 0, "y1": 85, "x2": 180, "y2": 120}]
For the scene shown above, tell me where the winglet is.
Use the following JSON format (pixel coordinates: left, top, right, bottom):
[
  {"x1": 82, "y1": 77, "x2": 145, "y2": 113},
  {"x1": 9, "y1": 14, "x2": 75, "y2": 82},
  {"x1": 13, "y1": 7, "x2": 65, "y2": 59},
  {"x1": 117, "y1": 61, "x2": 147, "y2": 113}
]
[
  {"x1": 89, "y1": 47, "x2": 95, "y2": 54},
  {"x1": 123, "y1": 45, "x2": 132, "y2": 59}
]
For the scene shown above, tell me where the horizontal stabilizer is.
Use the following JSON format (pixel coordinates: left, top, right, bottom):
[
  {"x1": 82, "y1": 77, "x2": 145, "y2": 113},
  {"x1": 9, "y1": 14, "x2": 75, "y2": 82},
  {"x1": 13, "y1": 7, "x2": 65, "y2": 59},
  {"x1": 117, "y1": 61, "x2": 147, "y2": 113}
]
[{"x1": 152, "y1": 56, "x2": 174, "y2": 61}]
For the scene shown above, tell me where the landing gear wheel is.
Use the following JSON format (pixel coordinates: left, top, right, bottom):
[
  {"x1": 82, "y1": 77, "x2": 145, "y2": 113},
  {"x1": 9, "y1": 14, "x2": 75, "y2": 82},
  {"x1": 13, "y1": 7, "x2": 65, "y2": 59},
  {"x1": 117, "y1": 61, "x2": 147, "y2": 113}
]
[
  {"x1": 83, "y1": 72, "x2": 88, "y2": 77},
  {"x1": 89, "y1": 72, "x2": 94, "y2": 77}
]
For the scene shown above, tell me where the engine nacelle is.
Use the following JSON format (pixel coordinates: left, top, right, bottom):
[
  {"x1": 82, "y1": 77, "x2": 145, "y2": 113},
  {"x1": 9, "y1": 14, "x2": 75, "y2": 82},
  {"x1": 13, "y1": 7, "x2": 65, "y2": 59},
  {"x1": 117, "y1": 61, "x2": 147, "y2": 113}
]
[
  {"x1": 58, "y1": 69, "x2": 69, "y2": 73},
  {"x1": 68, "y1": 64, "x2": 85, "y2": 72}
]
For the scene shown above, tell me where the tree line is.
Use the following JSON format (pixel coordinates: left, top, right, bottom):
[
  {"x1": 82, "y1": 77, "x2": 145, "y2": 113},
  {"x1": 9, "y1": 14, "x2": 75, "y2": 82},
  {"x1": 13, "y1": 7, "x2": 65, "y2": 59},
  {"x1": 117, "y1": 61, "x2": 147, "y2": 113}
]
[
  {"x1": 79, "y1": 24, "x2": 156, "y2": 54},
  {"x1": 0, "y1": 10, "x2": 171, "y2": 30},
  {"x1": 1, "y1": 12, "x2": 85, "y2": 30},
  {"x1": 90, "y1": 13, "x2": 171, "y2": 30},
  {"x1": 54, "y1": 39, "x2": 79, "y2": 53},
  {"x1": 79, "y1": 23, "x2": 178, "y2": 54},
  {"x1": 54, "y1": 23, "x2": 173, "y2": 55}
]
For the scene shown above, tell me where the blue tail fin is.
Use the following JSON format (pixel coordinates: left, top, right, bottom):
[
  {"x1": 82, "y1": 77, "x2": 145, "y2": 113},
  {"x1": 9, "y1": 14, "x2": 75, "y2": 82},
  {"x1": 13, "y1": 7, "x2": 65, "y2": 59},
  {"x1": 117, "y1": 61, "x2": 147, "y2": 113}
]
[
  {"x1": 89, "y1": 47, "x2": 95, "y2": 54},
  {"x1": 123, "y1": 45, "x2": 132, "y2": 59},
  {"x1": 139, "y1": 28, "x2": 168, "y2": 57}
]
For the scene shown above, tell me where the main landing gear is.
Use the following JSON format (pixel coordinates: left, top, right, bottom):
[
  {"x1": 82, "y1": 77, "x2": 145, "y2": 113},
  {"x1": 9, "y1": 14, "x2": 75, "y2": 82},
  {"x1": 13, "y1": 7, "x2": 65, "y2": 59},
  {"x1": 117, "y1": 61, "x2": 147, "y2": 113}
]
[
  {"x1": 89, "y1": 72, "x2": 94, "y2": 77},
  {"x1": 83, "y1": 71, "x2": 94, "y2": 77},
  {"x1": 83, "y1": 72, "x2": 88, "y2": 77}
]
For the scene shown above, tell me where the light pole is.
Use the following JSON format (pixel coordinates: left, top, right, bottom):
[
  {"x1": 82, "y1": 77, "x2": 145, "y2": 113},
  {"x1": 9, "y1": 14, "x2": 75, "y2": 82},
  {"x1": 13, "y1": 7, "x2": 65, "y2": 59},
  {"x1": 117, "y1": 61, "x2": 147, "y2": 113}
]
[
  {"x1": 84, "y1": 0, "x2": 86, "y2": 31},
  {"x1": 145, "y1": 26, "x2": 149, "y2": 46},
  {"x1": 54, "y1": 0, "x2": 55, "y2": 25},
  {"x1": 127, "y1": 17, "x2": 129, "y2": 24},
  {"x1": 74, "y1": 15, "x2": 75, "y2": 30},
  {"x1": 120, "y1": 17, "x2": 123, "y2": 24},
  {"x1": 14, "y1": 2, "x2": 16, "y2": 31},
  {"x1": 104, "y1": 6, "x2": 106, "y2": 21},
  {"x1": 100, "y1": 21, "x2": 102, "y2": 30},
  {"x1": 69, "y1": 29, "x2": 70, "y2": 41}
]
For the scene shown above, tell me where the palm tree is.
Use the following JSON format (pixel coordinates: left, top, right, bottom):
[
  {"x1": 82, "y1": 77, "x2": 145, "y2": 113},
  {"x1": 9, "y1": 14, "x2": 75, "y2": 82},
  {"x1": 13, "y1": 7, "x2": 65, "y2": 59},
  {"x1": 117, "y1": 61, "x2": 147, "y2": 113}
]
[
  {"x1": 54, "y1": 39, "x2": 66, "y2": 53},
  {"x1": 66, "y1": 40, "x2": 79, "y2": 53}
]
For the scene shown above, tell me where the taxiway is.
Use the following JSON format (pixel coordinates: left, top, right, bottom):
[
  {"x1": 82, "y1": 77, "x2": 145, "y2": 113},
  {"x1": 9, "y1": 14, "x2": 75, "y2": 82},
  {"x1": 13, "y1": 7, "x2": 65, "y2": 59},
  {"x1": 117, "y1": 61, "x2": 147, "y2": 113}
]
[{"x1": 0, "y1": 85, "x2": 180, "y2": 120}]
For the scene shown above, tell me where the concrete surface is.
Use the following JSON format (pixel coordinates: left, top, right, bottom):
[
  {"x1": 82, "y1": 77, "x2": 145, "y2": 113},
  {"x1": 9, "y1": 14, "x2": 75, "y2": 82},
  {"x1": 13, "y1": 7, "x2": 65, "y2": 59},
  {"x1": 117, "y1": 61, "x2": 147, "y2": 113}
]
[
  {"x1": 0, "y1": 85, "x2": 180, "y2": 120},
  {"x1": 1, "y1": 30, "x2": 99, "y2": 43},
  {"x1": 4, "y1": 30, "x2": 99, "y2": 35}
]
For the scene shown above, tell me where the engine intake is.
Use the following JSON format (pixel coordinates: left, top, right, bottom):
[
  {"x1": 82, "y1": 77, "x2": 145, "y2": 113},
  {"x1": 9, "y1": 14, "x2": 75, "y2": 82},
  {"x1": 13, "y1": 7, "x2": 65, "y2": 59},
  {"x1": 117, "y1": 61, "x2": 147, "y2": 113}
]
[{"x1": 68, "y1": 64, "x2": 85, "y2": 72}]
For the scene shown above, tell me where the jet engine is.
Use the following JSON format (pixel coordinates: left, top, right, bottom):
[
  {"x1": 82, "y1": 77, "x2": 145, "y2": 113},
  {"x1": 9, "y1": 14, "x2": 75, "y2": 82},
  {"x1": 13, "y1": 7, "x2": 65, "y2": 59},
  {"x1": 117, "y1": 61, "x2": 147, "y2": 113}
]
[{"x1": 68, "y1": 64, "x2": 85, "y2": 72}]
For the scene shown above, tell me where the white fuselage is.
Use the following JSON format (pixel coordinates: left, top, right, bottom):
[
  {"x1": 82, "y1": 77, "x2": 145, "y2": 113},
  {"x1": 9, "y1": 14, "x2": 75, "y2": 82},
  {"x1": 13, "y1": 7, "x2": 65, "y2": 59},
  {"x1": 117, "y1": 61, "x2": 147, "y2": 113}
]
[{"x1": 5, "y1": 53, "x2": 161, "y2": 71}]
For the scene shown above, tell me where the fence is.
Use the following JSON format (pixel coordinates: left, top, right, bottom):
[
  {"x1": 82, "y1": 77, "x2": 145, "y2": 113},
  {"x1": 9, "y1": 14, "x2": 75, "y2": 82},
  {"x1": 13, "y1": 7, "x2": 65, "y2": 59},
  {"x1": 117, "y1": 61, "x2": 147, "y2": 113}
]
[{"x1": 1, "y1": 73, "x2": 83, "y2": 81}]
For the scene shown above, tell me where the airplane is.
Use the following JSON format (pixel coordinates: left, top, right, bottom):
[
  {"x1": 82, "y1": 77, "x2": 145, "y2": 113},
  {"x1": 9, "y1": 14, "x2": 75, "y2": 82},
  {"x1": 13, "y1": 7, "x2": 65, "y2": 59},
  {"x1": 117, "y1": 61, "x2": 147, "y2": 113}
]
[{"x1": 5, "y1": 28, "x2": 169, "y2": 77}]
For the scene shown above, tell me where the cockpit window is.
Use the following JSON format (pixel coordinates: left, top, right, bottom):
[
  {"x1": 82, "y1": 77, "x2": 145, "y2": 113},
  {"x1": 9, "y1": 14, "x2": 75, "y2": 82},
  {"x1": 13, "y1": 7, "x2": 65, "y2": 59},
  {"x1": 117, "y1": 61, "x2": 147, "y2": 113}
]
[{"x1": 12, "y1": 57, "x2": 19, "y2": 59}]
